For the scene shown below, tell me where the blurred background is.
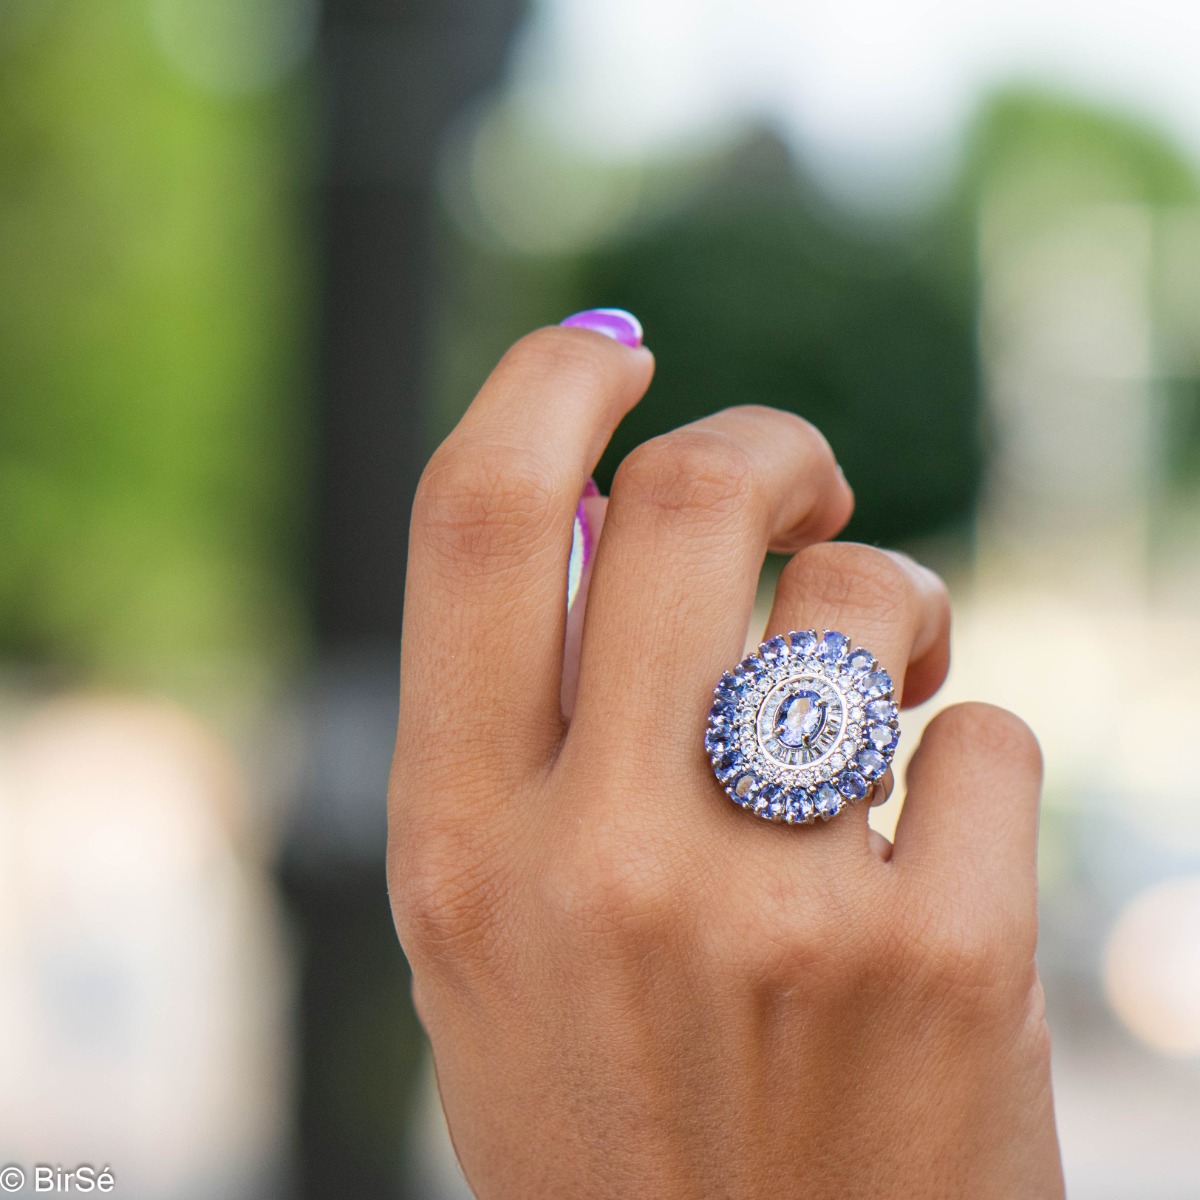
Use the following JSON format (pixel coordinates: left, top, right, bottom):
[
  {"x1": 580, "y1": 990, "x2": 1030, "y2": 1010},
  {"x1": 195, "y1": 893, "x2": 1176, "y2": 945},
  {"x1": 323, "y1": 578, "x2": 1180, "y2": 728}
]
[{"x1": 2, "y1": 0, "x2": 1200, "y2": 1196}]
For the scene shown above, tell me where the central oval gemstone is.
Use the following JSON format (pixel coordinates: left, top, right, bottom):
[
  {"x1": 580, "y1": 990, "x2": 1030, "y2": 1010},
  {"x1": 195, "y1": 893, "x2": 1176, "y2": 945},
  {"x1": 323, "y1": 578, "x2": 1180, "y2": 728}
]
[{"x1": 774, "y1": 689, "x2": 826, "y2": 748}]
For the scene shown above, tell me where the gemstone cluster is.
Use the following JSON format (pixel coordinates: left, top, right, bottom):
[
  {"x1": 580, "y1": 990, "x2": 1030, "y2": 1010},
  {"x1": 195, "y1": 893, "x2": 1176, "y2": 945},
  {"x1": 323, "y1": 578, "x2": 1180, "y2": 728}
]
[{"x1": 705, "y1": 629, "x2": 900, "y2": 824}]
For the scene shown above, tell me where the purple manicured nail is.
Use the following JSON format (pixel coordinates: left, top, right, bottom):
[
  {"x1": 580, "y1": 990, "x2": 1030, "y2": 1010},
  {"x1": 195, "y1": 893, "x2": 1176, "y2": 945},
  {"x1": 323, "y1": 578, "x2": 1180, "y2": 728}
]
[
  {"x1": 568, "y1": 502, "x2": 590, "y2": 610},
  {"x1": 560, "y1": 307, "x2": 643, "y2": 348},
  {"x1": 567, "y1": 479, "x2": 601, "y2": 610}
]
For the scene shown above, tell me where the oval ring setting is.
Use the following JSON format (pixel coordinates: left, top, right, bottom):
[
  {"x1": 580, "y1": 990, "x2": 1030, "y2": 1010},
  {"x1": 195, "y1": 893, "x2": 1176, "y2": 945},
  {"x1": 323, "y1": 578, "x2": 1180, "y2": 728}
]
[{"x1": 705, "y1": 630, "x2": 900, "y2": 824}]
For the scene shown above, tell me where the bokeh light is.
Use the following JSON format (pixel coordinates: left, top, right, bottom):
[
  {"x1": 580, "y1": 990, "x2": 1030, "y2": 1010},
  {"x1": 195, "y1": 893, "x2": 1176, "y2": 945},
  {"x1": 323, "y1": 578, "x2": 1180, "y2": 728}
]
[{"x1": 1105, "y1": 877, "x2": 1200, "y2": 1058}]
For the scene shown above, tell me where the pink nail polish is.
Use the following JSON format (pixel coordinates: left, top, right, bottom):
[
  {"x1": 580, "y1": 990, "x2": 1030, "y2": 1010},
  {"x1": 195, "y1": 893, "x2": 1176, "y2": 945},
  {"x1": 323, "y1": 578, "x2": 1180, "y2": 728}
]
[{"x1": 560, "y1": 308, "x2": 643, "y2": 348}]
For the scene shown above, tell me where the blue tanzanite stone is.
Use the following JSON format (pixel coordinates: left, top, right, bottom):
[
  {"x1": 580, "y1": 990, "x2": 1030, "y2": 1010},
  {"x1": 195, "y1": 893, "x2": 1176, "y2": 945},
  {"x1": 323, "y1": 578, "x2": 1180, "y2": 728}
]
[
  {"x1": 773, "y1": 689, "x2": 827, "y2": 748},
  {"x1": 815, "y1": 783, "x2": 841, "y2": 818},
  {"x1": 837, "y1": 771, "x2": 868, "y2": 800},
  {"x1": 757, "y1": 783, "x2": 786, "y2": 818},
  {"x1": 785, "y1": 788, "x2": 815, "y2": 823},
  {"x1": 819, "y1": 630, "x2": 849, "y2": 663},
  {"x1": 732, "y1": 774, "x2": 758, "y2": 805},
  {"x1": 705, "y1": 723, "x2": 730, "y2": 749},
  {"x1": 789, "y1": 629, "x2": 818, "y2": 656},
  {"x1": 715, "y1": 749, "x2": 745, "y2": 781},
  {"x1": 865, "y1": 699, "x2": 896, "y2": 723},
  {"x1": 862, "y1": 670, "x2": 892, "y2": 699},
  {"x1": 856, "y1": 748, "x2": 886, "y2": 779},
  {"x1": 846, "y1": 648, "x2": 874, "y2": 674},
  {"x1": 708, "y1": 712, "x2": 735, "y2": 737},
  {"x1": 868, "y1": 724, "x2": 897, "y2": 752},
  {"x1": 761, "y1": 634, "x2": 789, "y2": 661}
]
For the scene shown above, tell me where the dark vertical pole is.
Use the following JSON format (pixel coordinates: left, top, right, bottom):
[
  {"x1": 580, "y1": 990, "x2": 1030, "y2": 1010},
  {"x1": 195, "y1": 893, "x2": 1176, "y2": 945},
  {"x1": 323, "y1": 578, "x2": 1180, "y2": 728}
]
[{"x1": 282, "y1": 2, "x2": 526, "y2": 1197}]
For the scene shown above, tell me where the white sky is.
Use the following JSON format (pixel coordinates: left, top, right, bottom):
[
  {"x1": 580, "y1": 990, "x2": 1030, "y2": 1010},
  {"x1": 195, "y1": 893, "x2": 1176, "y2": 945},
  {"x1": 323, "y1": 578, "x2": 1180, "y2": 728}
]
[{"x1": 513, "y1": 0, "x2": 1200, "y2": 202}]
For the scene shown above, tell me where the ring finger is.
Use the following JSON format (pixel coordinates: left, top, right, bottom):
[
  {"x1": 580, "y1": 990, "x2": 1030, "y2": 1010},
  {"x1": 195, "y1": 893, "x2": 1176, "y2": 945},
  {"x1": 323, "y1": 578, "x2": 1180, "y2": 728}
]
[{"x1": 758, "y1": 541, "x2": 951, "y2": 847}]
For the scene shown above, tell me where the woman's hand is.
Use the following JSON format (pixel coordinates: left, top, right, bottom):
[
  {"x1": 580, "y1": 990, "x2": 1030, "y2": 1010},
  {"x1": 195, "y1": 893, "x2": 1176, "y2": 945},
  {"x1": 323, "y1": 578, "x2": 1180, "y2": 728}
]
[{"x1": 388, "y1": 319, "x2": 1064, "y2": 1199}]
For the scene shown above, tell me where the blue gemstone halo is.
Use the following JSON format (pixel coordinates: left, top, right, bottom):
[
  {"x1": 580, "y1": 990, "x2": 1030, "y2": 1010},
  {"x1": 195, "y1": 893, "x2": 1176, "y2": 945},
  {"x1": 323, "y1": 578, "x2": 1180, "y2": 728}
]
[{"x1": 705, "y1": 630, "x2": 900, "y2": 824}]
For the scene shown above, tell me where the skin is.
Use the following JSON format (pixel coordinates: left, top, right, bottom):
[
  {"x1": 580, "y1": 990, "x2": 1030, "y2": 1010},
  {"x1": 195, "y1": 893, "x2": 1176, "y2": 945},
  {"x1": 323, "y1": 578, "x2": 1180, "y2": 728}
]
[{"x1": 387, "y1": 325, "x2": 1065, "y2": 1199}]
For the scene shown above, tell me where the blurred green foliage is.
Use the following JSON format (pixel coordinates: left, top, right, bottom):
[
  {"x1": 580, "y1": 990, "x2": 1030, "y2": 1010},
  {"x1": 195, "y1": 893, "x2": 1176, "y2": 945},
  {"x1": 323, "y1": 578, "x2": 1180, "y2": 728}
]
[
  {"x1": 432, "y1": 90, "x2": 1200, "y2": 552},
  {"x1": 432, "y1": 127, "x2": 982, "y2": 549},
  {"x1": 0, "y1": 0, "x2": 311, "y2": 691},
  {"x1": 953, "y1": 90, "x2": 1200, "y2": 495},
  {"x1": 576, "y1": 134, "x2": 979, "y2": 547},
  {"x1": 957, "y1": 88, "x2": 1199, "y2": 213}
]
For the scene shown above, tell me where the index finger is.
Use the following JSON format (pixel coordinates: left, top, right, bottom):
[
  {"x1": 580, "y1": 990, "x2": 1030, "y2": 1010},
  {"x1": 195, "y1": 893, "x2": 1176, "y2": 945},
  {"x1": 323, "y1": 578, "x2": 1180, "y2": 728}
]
[{"x1": 399, "y1": 317, "x2": 654, "y2": 781}]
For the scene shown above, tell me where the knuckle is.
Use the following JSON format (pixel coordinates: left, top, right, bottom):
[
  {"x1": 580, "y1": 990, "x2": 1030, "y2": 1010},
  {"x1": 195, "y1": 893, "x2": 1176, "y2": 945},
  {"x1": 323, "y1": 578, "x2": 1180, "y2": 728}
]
[
  {"x1": 500, "y1": 324, "x2": 616, "y2": 388},
  {"x1": 783, "y1": 542, "x2": 917, "y2": 625},
  {"x1": 728, "y1": 403, "x2": 808, "y2": 431},
  {"x1": 613, "y1": 428, "x2": 754, "y2": 527},
  {"x1": 923, "y1": 702, "x2": 1043, "y2": 780},
  {"x1": 925, "y1": 924, "x2": 1006, "y2": 995},
  {"x1": 1021, "y1": 980, "x2": 1054, "y2": 1062},
  {"x1": 388, "y1": 828, "x2": 504, "y2": 966},
  {"x1": 896, "y1": 550, "x2": 952, "y2": 607},
  {"x1": 739, "y1": 405, "x2": 837, "y2": 466},
  {"x1": 727, "y1": 403, "x2": 838, "y2": 458},
  {"x1": 748, "y1": 914, "x2": 854, "y2": 995},
  {"x1": 543, "y1": 821, "x2": 678, "y2": 946},
  {"x1": 718, "y1": 873, "x2": 875, "y2": 995},
  {"x1": 898, "y1": 896, "x2": 1034, "y2": 1015},
  {"x1": 413, "y1": 440, "x2": 561, "y2": 567}
]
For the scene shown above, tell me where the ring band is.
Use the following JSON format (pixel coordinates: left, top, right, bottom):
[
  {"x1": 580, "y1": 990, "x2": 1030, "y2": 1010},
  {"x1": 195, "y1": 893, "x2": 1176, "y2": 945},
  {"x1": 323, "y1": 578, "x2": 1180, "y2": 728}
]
[{"x1": 705, "y1": 630, "x2": 900, "y2": 824}]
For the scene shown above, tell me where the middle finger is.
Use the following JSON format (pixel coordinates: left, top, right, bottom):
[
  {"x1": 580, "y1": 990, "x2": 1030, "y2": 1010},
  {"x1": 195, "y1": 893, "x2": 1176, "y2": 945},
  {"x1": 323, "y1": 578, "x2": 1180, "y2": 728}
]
[{"x1": 569, "y1": 405, "x2": 852, "y2": 766}]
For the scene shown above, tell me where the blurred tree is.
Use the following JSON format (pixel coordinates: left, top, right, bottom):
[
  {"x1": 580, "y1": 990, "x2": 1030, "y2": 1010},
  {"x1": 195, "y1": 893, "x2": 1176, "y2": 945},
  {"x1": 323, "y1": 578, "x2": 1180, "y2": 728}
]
[
  {"x1": 948, "y1": 88, "x2": 1200, "y2": 496},
  {"x1": 432, "y1": 126, "x2": 982, "y2": 549},
  {"x1": 0, "y1": 0, "x2": 311, "y2": 696},
  {"x1": 579, "y1": 131, "x2": 980, "y2": 546},
  {"x1": 953, "y1": 88, "x2": 1198, "y2": 216}
]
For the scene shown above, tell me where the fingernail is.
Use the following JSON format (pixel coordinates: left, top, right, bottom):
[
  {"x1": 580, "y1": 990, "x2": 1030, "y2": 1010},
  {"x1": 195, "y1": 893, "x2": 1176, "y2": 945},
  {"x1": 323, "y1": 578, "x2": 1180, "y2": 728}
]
[
  {"x1": 560, "y1": 307, "x2": 643, "y2": 348},
  {"x1": 568, "y1": 500, "x2": 591, "y2": 610},
  {"x1": 568, "y1": 479, "x2": 601, "y2": 609}
]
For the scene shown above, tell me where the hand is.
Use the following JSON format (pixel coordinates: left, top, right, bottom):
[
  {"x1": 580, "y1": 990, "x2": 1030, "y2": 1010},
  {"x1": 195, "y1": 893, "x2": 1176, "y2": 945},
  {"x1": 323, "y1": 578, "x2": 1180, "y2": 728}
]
[{"x1": 388, "y1": 321, "x2": 1064, "y2": 1199}]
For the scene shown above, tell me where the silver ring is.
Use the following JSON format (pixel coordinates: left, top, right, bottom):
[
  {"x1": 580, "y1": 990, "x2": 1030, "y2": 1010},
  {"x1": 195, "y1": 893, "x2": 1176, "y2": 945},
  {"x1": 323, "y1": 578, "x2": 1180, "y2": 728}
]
[{"x1": 705, "y1": 630, "x2": 900, "y2": 824}]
